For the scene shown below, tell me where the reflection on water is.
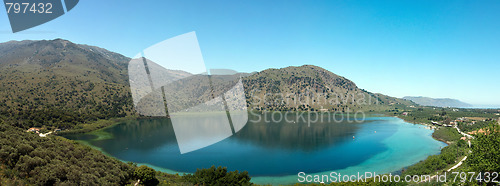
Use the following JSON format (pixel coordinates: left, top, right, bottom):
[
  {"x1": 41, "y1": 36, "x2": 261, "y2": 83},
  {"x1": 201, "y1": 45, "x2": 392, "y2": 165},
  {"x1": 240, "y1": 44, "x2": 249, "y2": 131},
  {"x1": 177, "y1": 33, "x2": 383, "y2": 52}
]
[
  {"x1": 235, "y1": 112, "x2": 366, "y2": 151},
  {"x1": 63, "y1": 114, "x2": 405, "y2": 176}
]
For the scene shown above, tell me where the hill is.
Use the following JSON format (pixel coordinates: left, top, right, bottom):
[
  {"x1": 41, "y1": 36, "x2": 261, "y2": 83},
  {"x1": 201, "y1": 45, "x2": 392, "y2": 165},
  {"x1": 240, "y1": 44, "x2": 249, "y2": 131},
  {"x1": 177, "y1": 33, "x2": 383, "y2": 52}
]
[
  {"x1": 0, "y1": 39, "x2": 134, "y2": 129},
  {"x1": 0, "y1": 39, "x2": 416, "y2": 130},
  {"x1": 242, "y1": 65, "x2": 415, "y2": 112},
  {"x1": 403, "y1": 96, "x2": 472, "y2": 108}
]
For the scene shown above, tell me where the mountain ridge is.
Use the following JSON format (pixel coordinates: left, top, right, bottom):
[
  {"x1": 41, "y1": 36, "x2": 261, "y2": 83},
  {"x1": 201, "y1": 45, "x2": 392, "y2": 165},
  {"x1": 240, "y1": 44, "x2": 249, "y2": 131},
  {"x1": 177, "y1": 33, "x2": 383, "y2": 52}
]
[
  {"x1": 403, "y1": 96, "x2": 472, "y2": 108},
  {"x1": 0, "y1": 39, "x2": 415, "y2": 129}
]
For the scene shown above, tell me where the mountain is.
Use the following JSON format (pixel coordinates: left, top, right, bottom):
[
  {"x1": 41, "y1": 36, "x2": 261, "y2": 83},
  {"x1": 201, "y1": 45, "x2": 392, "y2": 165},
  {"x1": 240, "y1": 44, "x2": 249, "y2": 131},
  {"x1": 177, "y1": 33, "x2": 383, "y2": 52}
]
[
  {"x1": 403, "y1": 96, "x2": 472, "y2": 108},
  {"x1": 242, "y1": 65, "x2": 415, "y2": 112},
  {"x1": 0, "y1": 39, "x2": 415, "y2": 129},
  {"x1": 0, "y1": 39, "x2": 134, "y2": 128}
]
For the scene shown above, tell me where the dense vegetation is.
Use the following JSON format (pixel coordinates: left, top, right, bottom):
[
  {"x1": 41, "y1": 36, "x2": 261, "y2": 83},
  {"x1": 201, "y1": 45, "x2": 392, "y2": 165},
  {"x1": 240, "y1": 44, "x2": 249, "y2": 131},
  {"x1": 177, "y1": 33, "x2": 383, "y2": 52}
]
[
  {"x1": 466, "y1": 124, "x2": 500, "y2": 173},
  {"x1": 183, "y1": 165, "x2": 251, "y2": 186},
  {"x1": 0, "y1": 124, "x2": 133, "y2": 185},
  {"x1": 397, "y1": 107, "x2": 498, "y2": 126},
  {"x1": 0, "y1": 123, "x2": 193, "y2": 186},
  {"x1": 133, "y1": 165, "x2": 159, "y2": 185},
  {"x1": 457, "y1": 120, "x2": 491, "y2": 133},
  {"x1": 432, "y1": 127, "x2": 462, "y2": 142},
  {"x1": 0, "y1": 39, "x2": 135, "y2": 130},
  {"x1": 402, "y1": 141, "x2": 467, "y2": 176},
  {"x1": 399, "y1": 122, "x2": 500, "y2": 184}
]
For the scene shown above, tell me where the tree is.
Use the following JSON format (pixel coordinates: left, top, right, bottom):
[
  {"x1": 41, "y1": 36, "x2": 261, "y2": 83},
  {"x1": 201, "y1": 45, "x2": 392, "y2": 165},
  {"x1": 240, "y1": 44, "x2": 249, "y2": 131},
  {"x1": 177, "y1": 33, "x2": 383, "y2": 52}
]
[
  {"x1": 467, "y1": 123, "x2": 500, "y2": 173},
  {"x1": 184, "y1": 165, "x2": 251, "y2": 186},
  {"x1": 134, "y1": 165, "x2": 158, "y2": 185}
]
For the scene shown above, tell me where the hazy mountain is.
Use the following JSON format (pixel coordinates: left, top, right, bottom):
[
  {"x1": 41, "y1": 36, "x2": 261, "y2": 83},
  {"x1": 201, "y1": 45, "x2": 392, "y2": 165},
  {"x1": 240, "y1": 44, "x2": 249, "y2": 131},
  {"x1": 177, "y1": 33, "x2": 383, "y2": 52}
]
[
  {"x1": 0, "y1": 39, "x2": 415, "y2": 129},
  {"x1": 403, "y1": 96, "x2": 472, "y2": 108}
]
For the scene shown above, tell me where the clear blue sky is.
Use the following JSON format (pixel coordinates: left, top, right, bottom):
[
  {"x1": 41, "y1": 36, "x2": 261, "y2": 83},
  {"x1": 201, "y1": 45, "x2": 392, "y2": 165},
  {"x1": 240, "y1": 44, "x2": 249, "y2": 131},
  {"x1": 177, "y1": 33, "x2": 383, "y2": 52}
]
[{"x1": 1, "y1": 0, "x2": 499, "y2": 106}]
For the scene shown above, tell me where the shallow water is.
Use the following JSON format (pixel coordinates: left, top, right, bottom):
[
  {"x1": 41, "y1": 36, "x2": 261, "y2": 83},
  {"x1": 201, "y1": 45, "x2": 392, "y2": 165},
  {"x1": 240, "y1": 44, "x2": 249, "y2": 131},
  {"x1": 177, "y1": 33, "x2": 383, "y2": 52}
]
[{"x1": 64, "y1": 114, "x2": 446, "y2": 185}]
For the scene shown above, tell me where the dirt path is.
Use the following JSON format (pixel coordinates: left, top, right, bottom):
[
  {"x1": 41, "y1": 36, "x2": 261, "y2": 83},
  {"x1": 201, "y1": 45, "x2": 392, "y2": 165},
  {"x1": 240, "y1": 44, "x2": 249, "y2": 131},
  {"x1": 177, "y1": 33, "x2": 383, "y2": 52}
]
[
  {"x1": 39, "y1": 131, "x2": 52, "y2": 137},
  {"x1": 454, "y1": 126, "x2": 473, "y2": 139},
  {"x1": 420, "y1": 126, "x2": 471, "y2": 183},
  {"x1": 447, "y1": 156, "x2": 467, "y2": 172}
]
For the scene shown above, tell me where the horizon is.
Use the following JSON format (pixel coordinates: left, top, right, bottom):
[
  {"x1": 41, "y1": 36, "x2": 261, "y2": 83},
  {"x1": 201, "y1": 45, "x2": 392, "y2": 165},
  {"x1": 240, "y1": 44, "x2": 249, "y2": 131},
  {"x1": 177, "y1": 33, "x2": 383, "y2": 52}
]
[{"x1": 1, "y1": 0, "x2": 499, "y2": 106}]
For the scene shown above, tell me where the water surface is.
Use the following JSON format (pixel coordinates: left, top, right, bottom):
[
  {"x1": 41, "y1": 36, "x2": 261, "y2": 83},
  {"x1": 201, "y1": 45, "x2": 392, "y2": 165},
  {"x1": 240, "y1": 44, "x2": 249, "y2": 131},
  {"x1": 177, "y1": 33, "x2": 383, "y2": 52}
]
[{"x1": 64, "y1": 114, "x2": 446, "y2": 185}]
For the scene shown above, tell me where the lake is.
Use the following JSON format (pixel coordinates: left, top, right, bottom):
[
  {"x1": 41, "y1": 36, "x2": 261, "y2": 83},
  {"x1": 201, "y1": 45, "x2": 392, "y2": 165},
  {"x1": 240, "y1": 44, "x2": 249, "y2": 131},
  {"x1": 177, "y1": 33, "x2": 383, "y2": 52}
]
[{"x1": 64, "y1": 113, "x2": 446, "y2": 185}]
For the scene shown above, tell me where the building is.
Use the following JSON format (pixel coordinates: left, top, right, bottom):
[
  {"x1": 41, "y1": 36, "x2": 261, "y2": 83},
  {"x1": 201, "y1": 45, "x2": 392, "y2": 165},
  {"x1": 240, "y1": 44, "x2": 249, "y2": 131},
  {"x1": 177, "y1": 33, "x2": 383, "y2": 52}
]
[
  {"x1": 468, "y1": 129, "x2": 487, "y2": 135},
  {"x1": 26, "y1": 128, "x2": 40, "y2": 133}
]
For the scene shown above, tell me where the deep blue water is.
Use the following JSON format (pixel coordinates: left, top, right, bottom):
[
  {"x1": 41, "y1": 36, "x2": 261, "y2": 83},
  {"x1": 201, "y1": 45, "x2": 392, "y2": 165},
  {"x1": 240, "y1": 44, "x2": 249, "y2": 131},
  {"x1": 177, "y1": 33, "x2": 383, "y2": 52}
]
[{"x1": 64, "y1": 114, "x2": 446, "y2": 184}]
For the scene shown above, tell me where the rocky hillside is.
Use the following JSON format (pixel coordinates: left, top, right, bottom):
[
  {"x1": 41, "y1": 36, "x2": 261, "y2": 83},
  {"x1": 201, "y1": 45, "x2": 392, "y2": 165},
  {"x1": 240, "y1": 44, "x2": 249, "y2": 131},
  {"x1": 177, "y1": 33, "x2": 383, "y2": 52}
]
[
  {"x1": 243, "y1": 65, "x2": 414, "y2": 112},
  {"x1": 0, "y1": 39, "x2": 134, "y2": 129},
  {"x1": 0, "y1": 39, "x2": 415, "y2": 129}
]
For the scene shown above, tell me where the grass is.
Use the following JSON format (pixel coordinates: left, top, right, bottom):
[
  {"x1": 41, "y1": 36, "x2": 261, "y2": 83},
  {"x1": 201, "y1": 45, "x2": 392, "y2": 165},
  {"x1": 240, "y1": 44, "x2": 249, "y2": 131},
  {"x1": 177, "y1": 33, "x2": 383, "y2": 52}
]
[
  {"x1": 57, "y1": 115, "x2": 137, "y2": 135},
  {"x1": 432, "y1": 127, "x2": 462, "y2": 143}
]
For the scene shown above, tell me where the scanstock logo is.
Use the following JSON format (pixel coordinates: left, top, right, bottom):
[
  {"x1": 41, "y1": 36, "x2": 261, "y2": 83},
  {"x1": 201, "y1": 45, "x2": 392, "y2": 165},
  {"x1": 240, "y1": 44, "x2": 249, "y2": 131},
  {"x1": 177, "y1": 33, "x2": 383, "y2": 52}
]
[
  {"x1": 128, "y1": 32, "x2": 248, "y2": 154},
  {"x1": 4, "y1": 0, "x2": 79, "y2": 33}
]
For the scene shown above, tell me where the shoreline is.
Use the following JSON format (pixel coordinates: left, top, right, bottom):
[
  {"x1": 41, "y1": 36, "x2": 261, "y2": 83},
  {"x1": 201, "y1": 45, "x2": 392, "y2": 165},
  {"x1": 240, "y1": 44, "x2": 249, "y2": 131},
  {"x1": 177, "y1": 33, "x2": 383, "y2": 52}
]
[
  {"x1": 62, "y1": 114, "x2": 446, "y2": 185},
  {"x1": 57, "y1": 115, "x2": 139, "y2": 135},
  {"x1": 390, "y1": 115, "x2": 451, "y2": 145}
]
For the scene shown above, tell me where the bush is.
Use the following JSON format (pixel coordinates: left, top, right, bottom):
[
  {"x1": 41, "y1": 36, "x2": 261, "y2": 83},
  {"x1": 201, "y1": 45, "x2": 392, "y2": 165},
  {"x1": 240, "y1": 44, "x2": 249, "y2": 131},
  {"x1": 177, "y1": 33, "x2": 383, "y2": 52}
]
[
  {"x1": 134, "y1": 165, "x2": 159, "y2": 185},
  {"x1": 466, "y1": 123, "x2": 500, "y2": 173},
  {"x1": 432, "y1": 127, "x2": 462, "y2": 142},
  {"x1": 0, "y1": 124, "x2": 134, "y2": 185},
  {"x1": 184, "y1": 165, "x2": 251, "y2": 186}
]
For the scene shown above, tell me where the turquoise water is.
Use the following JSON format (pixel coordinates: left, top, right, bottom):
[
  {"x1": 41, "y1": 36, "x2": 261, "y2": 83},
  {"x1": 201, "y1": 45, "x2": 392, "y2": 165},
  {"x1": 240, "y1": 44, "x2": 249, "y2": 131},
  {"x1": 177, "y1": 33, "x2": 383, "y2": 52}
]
[{"x1": 64, "y1": 115, "x2": 446, "y2": 185}]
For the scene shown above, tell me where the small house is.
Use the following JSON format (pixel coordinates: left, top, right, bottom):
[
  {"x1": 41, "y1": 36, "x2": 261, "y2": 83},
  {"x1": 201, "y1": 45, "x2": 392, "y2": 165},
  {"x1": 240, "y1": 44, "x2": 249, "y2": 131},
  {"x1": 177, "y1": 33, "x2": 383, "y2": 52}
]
[{"x1": 27, "y1": 128, "x2": 40, "y2": 133}]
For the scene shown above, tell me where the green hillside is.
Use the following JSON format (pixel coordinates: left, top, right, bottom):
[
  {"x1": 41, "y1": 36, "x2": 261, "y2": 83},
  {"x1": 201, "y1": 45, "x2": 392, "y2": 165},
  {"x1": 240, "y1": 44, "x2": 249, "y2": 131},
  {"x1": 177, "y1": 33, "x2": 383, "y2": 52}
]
[
  {"x1": 242, "y1": 65, "x2": 416, "y2": 112},
  {"x1": 0, "y1": 39, "x2": 135, "y2": 129},
  {"x1": 0, "y1": 39, "x2": 416, "y2": 130}
]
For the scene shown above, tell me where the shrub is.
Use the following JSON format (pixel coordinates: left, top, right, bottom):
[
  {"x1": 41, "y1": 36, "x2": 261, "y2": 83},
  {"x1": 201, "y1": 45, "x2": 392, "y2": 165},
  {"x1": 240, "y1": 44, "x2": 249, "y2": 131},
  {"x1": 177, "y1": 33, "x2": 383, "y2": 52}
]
[{"x1": 184, "y1": 165, "x2": 251, "y2": 186}]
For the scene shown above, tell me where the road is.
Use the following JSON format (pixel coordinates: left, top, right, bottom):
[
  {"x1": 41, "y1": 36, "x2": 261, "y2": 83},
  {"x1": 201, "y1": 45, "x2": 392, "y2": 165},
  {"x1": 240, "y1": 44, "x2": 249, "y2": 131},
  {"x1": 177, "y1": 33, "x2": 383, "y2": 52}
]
[
  {"x1": 420, "y1": 125, "x2": 472, "y2": 183},
  {"x1": 447, "y1": 156, "x2": 467, "y2": 172},
  {"x1": 454, "y1": 126, "x2": 474, "y2": 139},
  {"x1": 39, "y1": 131, "x2": 52, "y2": 137}
]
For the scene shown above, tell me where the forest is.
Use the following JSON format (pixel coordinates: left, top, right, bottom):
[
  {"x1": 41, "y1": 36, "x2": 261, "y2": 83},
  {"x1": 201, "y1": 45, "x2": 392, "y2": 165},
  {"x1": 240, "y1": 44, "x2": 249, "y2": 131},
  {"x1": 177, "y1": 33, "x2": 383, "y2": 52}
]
[{"x1": 0, "y1": 123, "x2": 251, "y2": 185}]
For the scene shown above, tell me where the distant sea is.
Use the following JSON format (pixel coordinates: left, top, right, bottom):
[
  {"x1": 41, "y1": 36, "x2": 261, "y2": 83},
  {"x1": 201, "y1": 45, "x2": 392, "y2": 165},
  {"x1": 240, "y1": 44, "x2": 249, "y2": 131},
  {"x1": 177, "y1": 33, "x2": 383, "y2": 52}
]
[{"x1": 466, "y1": 105, "x2": 500, "y2": 109}]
